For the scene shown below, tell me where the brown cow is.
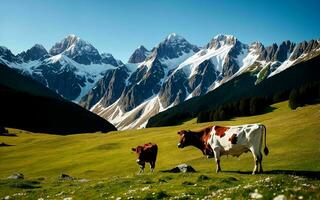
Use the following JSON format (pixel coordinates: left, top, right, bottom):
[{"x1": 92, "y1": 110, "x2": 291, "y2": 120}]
[
  {"x1": 177, "y1": 127, "x2": 214, "y2": 157},
  {"x1": 131, "y1": 143, "x2": 158, "y2": 174}
]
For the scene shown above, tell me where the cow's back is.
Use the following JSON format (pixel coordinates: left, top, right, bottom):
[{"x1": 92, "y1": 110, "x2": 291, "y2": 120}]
[
  {"x1": 143, "y1": 143, "x2": 158, "y2": 162},
  {"x1": 209, "y1": 124, "x2": 263, "y2": 155}
]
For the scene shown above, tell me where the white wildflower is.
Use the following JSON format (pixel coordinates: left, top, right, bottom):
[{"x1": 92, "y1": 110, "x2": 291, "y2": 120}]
[
  {"x1": 141, "y1": 186, "x2": 150, "y2": 191},
  {"x1": 273, "y1": 194, "x2": 287, "y2": 200},
  {"x1": 249, "y1": 189, "x2": 263, "y2": 199}
]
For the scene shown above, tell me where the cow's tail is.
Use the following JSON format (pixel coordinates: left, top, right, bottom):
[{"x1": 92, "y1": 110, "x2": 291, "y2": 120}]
[{"x1": 261, "y1": 124, "x2": 269, "y2": 156}]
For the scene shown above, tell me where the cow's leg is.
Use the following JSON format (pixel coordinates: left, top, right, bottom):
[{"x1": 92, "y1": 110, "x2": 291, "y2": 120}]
[
  {"x1": 138, "y1": 163, "x2": 145, "y2": 175},
  {"x1": 150, "y1": 161, "x2": 155, "y2": 173},
  {"x1": 258, "y1": 151, "x2": 263, "y2": 173},
  {"x1": 250, "y1": 146, "x2": 259, "y2": 175},
  {"x1": 213, "y1": 148, "x2": 221, "y2": 173}
]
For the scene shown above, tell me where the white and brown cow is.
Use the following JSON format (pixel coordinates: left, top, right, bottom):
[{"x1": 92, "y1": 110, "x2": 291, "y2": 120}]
[
  {"x1": 177, "y1": 124, "x2": 269, "y2": 174},
  {"x1": 131, "y1": 143, "x2": 158, "y2": 174}
]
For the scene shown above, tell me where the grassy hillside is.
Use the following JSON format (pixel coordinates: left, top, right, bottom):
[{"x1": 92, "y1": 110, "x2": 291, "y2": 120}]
[{"x1": 0, "y1": 101, "x2": 319, "y2": 199}]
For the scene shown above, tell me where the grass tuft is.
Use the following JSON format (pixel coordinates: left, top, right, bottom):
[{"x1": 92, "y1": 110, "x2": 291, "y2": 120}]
[{"x1": 197, "y1": 174, "x2": 210, "y2": 181}]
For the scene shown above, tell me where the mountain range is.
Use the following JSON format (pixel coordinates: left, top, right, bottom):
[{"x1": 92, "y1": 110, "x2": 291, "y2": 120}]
[{"x1": 1, "y1": 34, "x2": 319, "y2": 130}]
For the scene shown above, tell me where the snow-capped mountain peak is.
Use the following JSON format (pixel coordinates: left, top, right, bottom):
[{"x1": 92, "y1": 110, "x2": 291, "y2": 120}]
[
  {"x1": 49, "y1": 34, "x2": 101, "y2": 65},
  {"x1": 213, "y1": 34, "x2": 236, "y2": 40},
  {"x1": 161, "y1": 33, "x2": 189, "y2": 46},
  {"x1": 250, "y1": 41, "x2": 264, "y2": 50},
  {"x1": 207, "y1": 34, "x2": 239, "y2": 49},
  {"x1": 17, "y1": 44, "x2": 49, "y2": 62},
  {"x1": 0, "y1": 46, "x2": 21, "y2": 63},
  {"x1": 128, "y1": 45, "x2": 150, "y2": 63},
  {"x1": 49, "y1": 34, "x2": 81, "y2": 55},
  {"x1": 32, "y1": 44, "x2": 47, "y2": 51},
  {"x1": 166, "y1": 32, "x2": 184, "y2": 42},
  {"x1": 67, "y1": 34, "x2": 78, "y2": 40},
  {"x1": 151, "y1": 33, "x2": 199, "y2": 60},
  {"x1": 0, "y1": 35, "x2": 123, "y2": 102},
  {"x1": 101, "y1": 53, "x2": 123, "y2": 66}
]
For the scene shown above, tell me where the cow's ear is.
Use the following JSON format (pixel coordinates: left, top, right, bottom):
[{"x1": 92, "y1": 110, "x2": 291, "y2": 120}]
[
  {"x1": 131, "y1": 148, "x2": 136, "y2": 152},
  {"x1": 177, "y1": 131, "x2": 184, "y2": 135}
]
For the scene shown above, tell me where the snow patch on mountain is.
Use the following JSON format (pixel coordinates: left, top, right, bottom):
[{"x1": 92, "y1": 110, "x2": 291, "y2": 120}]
[
  {"x1": 138, "y1": 56, "x2": 156, "y2": 70},
  {"x1": 96, "y1": 95, "x2": 164, "y2": 130},
  {"x1": 126, "y1": 63, "x2": 140, "y2": 72},
  {"x1": 0, "y1": 58, "x2": 41, "y2": 75},
  {"x1": 268, "y1": 51, "x2": 297, "y2": 77},
  {"x1": 46, "y1": 54, "x2": 117, "y2": 101},
  {"x1": 47, "y1": 54, "x2": 115, "y2": 76},
  {"x1": 173, "y1": 44, "x2": 233, "y2": 78},
  {"x1": 160, "y1": 50, "x2": 196, "y2": 71}
]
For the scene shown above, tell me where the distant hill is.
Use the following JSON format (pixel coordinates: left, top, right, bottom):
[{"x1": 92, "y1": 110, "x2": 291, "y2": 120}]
[
  {"x1": 0, "y1": 64, "x2": 116, "y2": 134},
  {"x1": 147, "y1": 54, "x2": 320, "y2": 127}
]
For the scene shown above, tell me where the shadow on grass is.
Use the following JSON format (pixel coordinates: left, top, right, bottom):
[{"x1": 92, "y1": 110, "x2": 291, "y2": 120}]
[
  {"x1": 0, "y1": 133, "x2": 17, "y2": 137},
  {"x1": 0, "y1": 142, "x2": 15, "y2": 147},
  {"x1": 262, "y1": 105, "x2": 277, "y2": 114},
  {"x1": 1, "y1": 180, "x2": 42, "y2": 189},
  {"x1": 223, "y1": 170, "x2": 320, "y2": 179}
]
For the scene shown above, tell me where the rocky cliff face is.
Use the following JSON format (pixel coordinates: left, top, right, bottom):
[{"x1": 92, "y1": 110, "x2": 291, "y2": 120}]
[
  {"x1": 79, "y1": 66, "x2": 130, "y2": 109},
  {"x1": 128, "y1": 45, "x2": 150, "y2": 63},
  {"x1": 0, "y1": 46, "x2": 21, "y2": 63},
  {"x1": 154, "y1": 33, "x2": 199, "y2": 60},
  {"x1": 290, "y1": 39, "x2": 320, "y2": 60},
  {"x1": 17, "y1": 44, "x2": 49, "y2": 62}
]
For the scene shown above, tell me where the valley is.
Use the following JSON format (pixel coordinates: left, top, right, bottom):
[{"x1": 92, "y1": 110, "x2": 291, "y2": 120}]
[{"x1": 1, "y1": 101, "x2": 319, "y2": 199}]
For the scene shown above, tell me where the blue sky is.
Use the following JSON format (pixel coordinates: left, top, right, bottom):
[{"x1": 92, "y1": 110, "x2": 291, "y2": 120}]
[{"x1": 0, "y1": 0, "x2": 319, "y2": 62}]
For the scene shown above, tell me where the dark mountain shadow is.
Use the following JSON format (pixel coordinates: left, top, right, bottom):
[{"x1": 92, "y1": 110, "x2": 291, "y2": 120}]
[{"x1": 223, "y1": 170, "x2": 320, "y2": 179}]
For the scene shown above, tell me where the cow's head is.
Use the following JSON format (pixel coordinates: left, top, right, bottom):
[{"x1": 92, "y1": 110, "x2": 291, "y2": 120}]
[
  {"x1": 177, "y1": 129, "x2": 214, "y2": 157},
  {"x1": 131, "y1": 146, "x2": 145, "y2": 166},
  {"x1": 177, "y1": 130, "x2": 193, "y2": 148}
]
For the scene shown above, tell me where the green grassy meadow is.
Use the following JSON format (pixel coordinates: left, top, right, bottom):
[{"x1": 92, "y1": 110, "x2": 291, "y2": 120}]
[{"x1": 0, "y1": 101, "x2": 319, "y2": 199}]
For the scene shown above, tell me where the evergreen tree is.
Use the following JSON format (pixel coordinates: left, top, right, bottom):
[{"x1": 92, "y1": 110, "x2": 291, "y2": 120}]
[
  {"x1": 273, "y1": 91, "x2": 289, "y2": 103},
  {"x1": 198, "y1": 111, "x2": 210, "y2": 123},
  {"x1": 239, "y1": 98, "x2": 250, "y2": 116},
  {"x1": 289, "y1": 89, "x2": 301, "y2": 109},
  {"x1": 218, "y1": 108, "x2": 226, "y2": 121},
  {"x1": 209, "y1": 110, "x2": 216, "y2": 121},
  {"x1": 213, "y1": 110, "x2": 220, "y2": 121},
  {"x1": 250, "y1": 97, "x2": 258, "y2": 115}
]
